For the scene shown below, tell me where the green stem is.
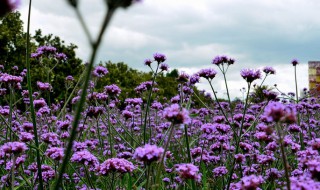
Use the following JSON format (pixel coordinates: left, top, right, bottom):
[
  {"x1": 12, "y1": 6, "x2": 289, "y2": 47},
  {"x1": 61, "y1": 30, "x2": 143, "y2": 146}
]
[
  {"x1": 226, "y1": 82, "x2": 251, "y2": 190},
  {"x1": 155, "y1": 124, "x2": 174, "y2": 188},
  {"x1": 294, "y1": 65, "x2": 304, "y2": 150},
  {"x1": 276, "y1": 123, "x2": 291, "y2": 190},
  {"x1": 53, "y1": 7, "x2": 116, "y2": 190},
  {"x1": 26, "y1": 0, "x2": 44, "y2": 189},
  {"x1": 208, "y1": 81, "x2": 232, "y2": 127},
  {"x1": 11, "y1": 156, "x2": 17, "y2": 190},
  {"x1": 143, "y1": 64, "x2": 160, "y2": 144}
]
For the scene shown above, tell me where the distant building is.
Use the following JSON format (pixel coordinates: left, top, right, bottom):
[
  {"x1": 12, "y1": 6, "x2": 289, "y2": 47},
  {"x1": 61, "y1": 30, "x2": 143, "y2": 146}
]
[{"x1": 309, "y1": 61, "x2": 320, "y2": 95}]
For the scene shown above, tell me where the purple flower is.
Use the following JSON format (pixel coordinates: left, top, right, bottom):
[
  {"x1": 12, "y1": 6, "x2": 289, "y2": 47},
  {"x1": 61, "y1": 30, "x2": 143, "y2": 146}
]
[
  {"x1": 96, "y1": 158, "x2": 135, "y2": 175},
  {"x1": 33, "y1": 98, "x2": 47, "y2": 109},
  {"x1": 212, "y1": 55, "x2": 235, "y2": 66},
  {"x1": 160, "y1": 63, "x2": 169, "y2": 71},
  {"x1": 163, "y1": 104, "x2": 190, "y2": 125},
  {"x1": 0, "y1": 73, "x2": 23, "y2": 83},
  {"x1": 133, "y1": 144, "x2": 164, "y2": 164},
  {"x1": 153, "y1": 53, "x2": 166, "y2": 63},
  {"x1": 263, "y1": 66, "x2": 276, "y2": 74},
  {"x1": 104, "y1": 84, "x2": 121, "y2": 96},
  {"x1": 41, "y1": 132, "x2": 60, "y2": 146},
  {"x1": 31, "y1": 46, "x2": 57, "y2": 58},
  {"x1": 71, "y1": 150, "x2": 99, "y2": 170},
  {"x1": 19, "y1": 132, "x2": 34, "y2": 142},
  {"x1": 65, "y1": 75, "x2": 74, "y2": 81},
  {"x1": 177, "y1": 72, "x2": 189, "y2": 83},
  {"x1": 213, "y1": 166, "x2": 228, "y2": 177},
  {"x1": 0, "y1": 0, "x2": 20, "y2": 17},
  {"x1": 125, "y1": 98, "x2": 143, "y2": 106},
  {"x1": 240, "y1": 175, "x2": 264, "y2": 190},
  {"x1": 1, "y1": 142, "x2": 27, "y2": 155},
  {"x1": 37, "y1": 81, "x2": 52, "y2": 91},
  {"x1": 135, "y1": 81, "x2": 156, "y2": 93},
  {"x1": 189, "y1": 74, "x2": 200, "y2": 85},
  {"x1": 45, "y1": 147, "x2": 64, "y2": 162},
  {"x1": 198, "y1": 68, "x2": 217, "y2": 80},
  {"x1": 122, "y1": 110, "x2": 134, "y2": 119},
  {"x1": 144, "y1": 59, "x2": 152, "y2": 66},
  {"x1": 55, "y1": 52, "x2": 67, "y2": 61},
  {"x1": 240, "y1": 69, "x2": 261, "y2": 83},
  {"x1": 92, "y1": 66, "x2": 108, "y2": 77},
  {"x1": 263, "y1": 101, "x2": 297, "y2": 123},
  {"x1": 291, "y1": 59, "x2": 299, "y2": 66},
  {"x1": 175, "y1": 163, "x2": 202, "y2": 182}
]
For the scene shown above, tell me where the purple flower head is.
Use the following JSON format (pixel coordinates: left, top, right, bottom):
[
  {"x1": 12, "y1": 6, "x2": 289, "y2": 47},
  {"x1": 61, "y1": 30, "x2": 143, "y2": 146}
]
[
  {"x1": 19, "y1": 132, "x2": 34, "y2": 142},
  {"x1": 71, "y1": 150, "x2": 99, "y2": 169},
  {"x1": 37, "y1": 81, "x2": 52, "y2": 91},
  {"x1": 262, "y1": 66, "x2": 276, "y2": 75},
  {"x1": 104, "y1": 84, "x2": 121, "y2": 96},
  {"x1": 135, "y1": 81, "x2": 156, "y2": 93},
  {"x1": 92, "y1": 66, "x2": 108, "y2": 78},
  {"x1": 133, "y1": 144, "x2": 164, "y2": 164},
  {"x1": 65, "y1": 75, "x2": 74, "y2": 81},
  {"x1": 153, "y1": 53, "x2": 166, "y2": 63},
  {"x1": 1, "y1": 142, "x2": 27, "y2": 155},
  {"x1": 263, "y1": 101, "x2": 297, "y2": 123},
  {"x1": 122, "y1": 110, "x2": 134, "y2": 119},
  {"x1": 241, "y1": 175, "x2": 264, "y2": 190},
  {"x1": 33, "y1": 98, "x2": 47, "y2": 109},
  {"x1": 189, "y1": 74, "x2": 200, "y2": 85},
  {"x1": 212, "y1": 55, "x2": 235, "y2": 66},
  {"x1": 0, "y1": 73, "x2": 23, "y2": 84},
  {"x1": 177, "y1": 72, "x2": 189, "y2": 83},
  {"x1": 0, "y1": 0, "x2": 20, "y2": 17},
  {"x1": 96, "y1": 158, "x2": 135, "y2": 175},
  {"x1": 198, "y1": 68, "x2": 217, "y2": 80},
  {"x1": 175, "y1": 163, "x2": 202, "y2": 182},
  {"x1": 41, "y1": 132, "x2": 60, "y2": 146},
  {"x1": 160, "y1": 63, "x2": 169, "y2": 71},
  {"x1": 240, "y1": 69, "x2": 261, "y2": 83},
  {"x1": 144, "y1": 59, "x2": 152, "y2": 66},
  {"x1": 45, "y1": 147, "x2": 64, "y2": 162},
  {"x1": 213, "y1": 166, "x2": 228, "y2": 177},
  {"x1": 125, "y1": 98, "x2": 143, "y2": 106},
  {"x1": 163, "y1": 104, "x2": 190, "y2": 125},
  {"x1": 31, "y1": 46, "x2": 57, "y2": 58},
  {"x1": 55, "y1": 52, "x2": 67, "y2": 61},
  {"x1": 291, "y1": 59, "x2": 299, "y2": 66}
]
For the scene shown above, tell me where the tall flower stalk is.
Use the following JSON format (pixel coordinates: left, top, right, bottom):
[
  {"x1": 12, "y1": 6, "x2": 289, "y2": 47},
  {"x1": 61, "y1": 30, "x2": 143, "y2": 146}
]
[
  {"x1": 142, "y1": 53, "x2": 166, "y2": 144},
  {"x1": 292, "y1": 59, "x2": 304, "y2": 150},
  {"x1": 54, "y1": 1, "x2": 138, "y2": 188},
  {"x1": 25, "y1": 0, "x2": 44, "y2": 189},
  {"x1": 226, "y1": 68, "x2": 261, "y2": 190}
]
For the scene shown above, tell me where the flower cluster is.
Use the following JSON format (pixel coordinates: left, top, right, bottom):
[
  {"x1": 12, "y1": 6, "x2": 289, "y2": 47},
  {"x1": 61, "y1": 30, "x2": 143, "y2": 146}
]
[
  {"x1": 96, "y1": 158, "x2": 135, "y2": 175},
  {"x1": 133, "y1": 144, "x2": 164, "y2": 164},
  {"x1": 163, "y1": 103, "x2": 190, "y2": 125},
  {"x1": 263, "y1": 101, "x2": 297, "y2": 123},
  {"x1": 197, "y1": 68, "x2": 217, "y2": 80},
  {"x1": 175, "y1": 163, "x2": 202, "y2": 182},
  {"x1": 92, "y1": 66, "x2": 108, "y2": 78},
  {"x1": 240, "y1": 69, "x2": 261, "y2": 83},
  {"x1": 212, "y1": 55, "x2": 235, "y2": 66}
]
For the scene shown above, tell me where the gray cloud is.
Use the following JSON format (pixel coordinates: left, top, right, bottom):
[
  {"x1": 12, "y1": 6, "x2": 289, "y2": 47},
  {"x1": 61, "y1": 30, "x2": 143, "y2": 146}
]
[{"x1": 19, "y1": 0, "x2": 317, "y2": 98}]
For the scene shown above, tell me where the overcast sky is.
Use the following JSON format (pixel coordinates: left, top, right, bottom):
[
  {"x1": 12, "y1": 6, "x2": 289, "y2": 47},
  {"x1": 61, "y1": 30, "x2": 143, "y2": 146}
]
[{"x1": 18, "y1": 0, "x2": 320, "y2": 99}]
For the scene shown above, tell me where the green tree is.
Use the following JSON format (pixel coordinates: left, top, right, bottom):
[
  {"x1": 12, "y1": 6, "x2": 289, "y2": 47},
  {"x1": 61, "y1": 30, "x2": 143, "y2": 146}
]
[{"x1": 0, "y1": 12, "x2": 84, "y2": 103}]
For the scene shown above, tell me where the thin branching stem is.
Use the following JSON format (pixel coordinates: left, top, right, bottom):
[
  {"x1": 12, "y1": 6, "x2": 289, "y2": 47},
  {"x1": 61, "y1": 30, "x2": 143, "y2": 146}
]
[
  {"x1": 53, "y1": 7, "x2": 116, "y2": 189},
  {"x1": 26, "y1": 0, "x2": 44, "y2": 189}
]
